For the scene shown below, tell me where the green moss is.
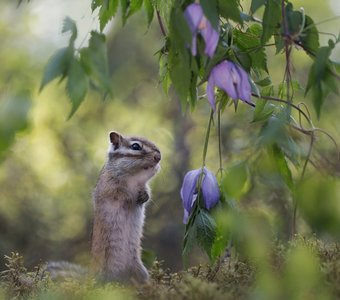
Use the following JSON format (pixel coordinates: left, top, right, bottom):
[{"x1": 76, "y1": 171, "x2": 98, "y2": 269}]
[{"x1": 1, "y1": 237, "x2": 339, "y2": 300}]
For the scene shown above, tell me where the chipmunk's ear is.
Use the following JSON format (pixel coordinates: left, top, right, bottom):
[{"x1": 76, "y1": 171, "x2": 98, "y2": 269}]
[{"x1": 109, "y1": 131, "x2": 123, "y2": 150}]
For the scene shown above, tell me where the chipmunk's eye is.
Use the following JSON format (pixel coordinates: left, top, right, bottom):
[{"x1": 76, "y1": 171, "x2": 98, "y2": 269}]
[{"x1": 130, "y1": 143, "x2": 142, "y2": 151}]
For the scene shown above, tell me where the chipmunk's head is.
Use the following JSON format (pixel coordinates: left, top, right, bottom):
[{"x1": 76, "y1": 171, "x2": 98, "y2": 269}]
[{"x1": 107, "y1": 131, "x2": 161, "y2": 180}]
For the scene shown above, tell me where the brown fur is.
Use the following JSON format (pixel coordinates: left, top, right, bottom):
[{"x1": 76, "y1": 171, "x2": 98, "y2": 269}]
[{"x1": 91, "y1": 132, "x2": 161, "y2": 283}]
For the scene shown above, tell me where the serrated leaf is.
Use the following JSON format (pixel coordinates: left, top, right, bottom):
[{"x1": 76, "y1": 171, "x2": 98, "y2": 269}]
[
  {"x1": 233, "y1": 25, "x2": 268, "y2": 73},
  {"x1": 182, "y1": 219, "x2": 197, "y2": 263},
  {"x1": 91, "y1": 0, "x2": 102, "y2": 11},
  {"x1": 40, "y1": 46, "x2": 74, "y2": 91},
  {"x1": 305, "y1": 44, "x2": 336, "y2": 117},
  {"x1": 218, "y1": 0, "x2": 243, "y2": 24},
  {"x1": 66, "y1": 59, "x2": 89, "y2": 118},
  {"x1": 261, "y1": 0, "x2": 281, "y2": 44},
  {"x1": 222, "y1": 162, "x2": 251, "y2": 200},
  {"x1": 196, "y1": 210, "x2": 216, "y2": 260},
  {"x1": 144, "y1": 0, "x2": 154, "y2": 27},
  {"x1": 250, "y1": 0, "x2": 266, "y2": 14},
  {"x1": 233, "y1": 46, "x2": 252, "y2": 72},
  {"x1": 98, "y1": 0, "x2": 119, "y2": 31},
  {"x1": 201, "y1": 0, "x2": 219, "y2": 30},
  {"x1": 300, "y1": 15, "x2": 319, "y2": 57},
  {"x1": 168, "y1": 7, "x2": 192, "y2": 105},
  {"x1": 62, "y1": 16, "x2": 77, "y2": 43},
  {"x1": 80, "y1": 31, "x2": 112, "y2": 96}
]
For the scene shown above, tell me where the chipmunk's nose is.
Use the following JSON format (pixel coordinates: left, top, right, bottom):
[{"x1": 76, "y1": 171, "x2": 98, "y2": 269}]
[{"x1": 154, "y1": 151, "x2": 161, "y2": 163}]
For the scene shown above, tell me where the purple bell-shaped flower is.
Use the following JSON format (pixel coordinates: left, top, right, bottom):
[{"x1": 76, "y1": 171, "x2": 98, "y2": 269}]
[
  {"x1": 180, "y1": 167, "x2": 220, "y2": 224},
  {"x1": 207, "y1": 60, "x2": 252, "y2": 111},
  {"x1": 184, "y1": 3, "x2": 219, "y2": 58}
]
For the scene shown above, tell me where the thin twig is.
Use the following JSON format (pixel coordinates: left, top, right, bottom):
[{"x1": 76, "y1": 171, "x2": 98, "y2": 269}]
[
  {"x1": 251, "y1": 93, "x2": 312, "y2": 126},
  {"x1": 156, "y1": 10, "x2": 167, "y2": 37}
]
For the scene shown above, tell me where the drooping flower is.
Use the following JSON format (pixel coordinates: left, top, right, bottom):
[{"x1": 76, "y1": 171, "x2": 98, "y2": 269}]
[
  {"x1": 207, "y1": 60, "x2": 252, "y2": 110},
  {"x1": 180, "y1": 167, "x2": 220, "y2": 224},
  {"x1": 184, "y1": 3, "x2": 219, "y2": 58}
]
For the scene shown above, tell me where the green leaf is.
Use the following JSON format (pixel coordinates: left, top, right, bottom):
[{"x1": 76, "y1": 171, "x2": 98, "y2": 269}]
[
  {"x1": 222, "y1": 162, "x2": 251, "y2": 200},
  {"x1": 201, "y1": 0, "x2": 219, "y2": 30},
  {"x1": 91, "y1": 0, "x2": 102, "y2": 11},
  {"x1": 120, "y1": 0, "x2": 129, "y2": 25},
  {"x1": 278, "y1": 80, "x2": 303, "y2": 99},
  {"x1": 314, "y1": 47, "x2": 332, "y2": 82},
  {"x1": 144, "y1": 0, "x2": 154, "y2": 27},
  {"x1": 296, "y1": 176, "x2": 340, "y2": 236},
  {"x1": 233, "y1": 25, "x2": 268, "y2": 73},
  {"x1": 80, "y1": 31, "x2": 112, "y2": 96},
  {"x1": 250, "y1": 0, "x2": 266, "y2": 14},
  {"x1": 126, "y1": 0, "x2": 144, "y2": 18},
  {"x1": 300, "y1": 15, "x2": 319, "y2": 57},
  {"x1": 0, "y1": 94, "x2": 31, "y2": 159},
  {"x1": 182, "y1": 219, "x2": 197, "y2": 263},
  {"x1": 62, "y1": 16, "x2": 78, "y2": 43},
  {"x1": 211, "y1": 209, "x2": 231, "y2": 261},
  {"x1": 196, "y1": 210, "x2": 216, "y2": 260},
  {"x1": 40, "y1": 46, "x2": 74, "y2": 92},
  {"x1": 66, "y1": 59, "x2": 89, "y2": 118},
  {"x1": 272, "y1": 144, "x2": 293, "y2": 190},
  {"x1": 168, "y1": 7, "x2": 192, "y2": 105},
  {"x1": 233, "y1": 46, "x2": 252, "y2": 72},
  {"x1": 285, "y1": 3, "x2": 303, "y2": 37},
  {"x1": 218, "y1": 0, "x2": 243, "y2": 24},
  {"x1": 98, "y1": 0, "x2": 119, "y2": 31},
  {"x1": 253, "y1": 99, "x2": 274, "y2": 122},
  {"x1": 305, "y1": 44, "x2": 336, "y2": 117},
  {"x1": 255, "y1": 77, "x2": 271, "y2": 87},
  {"x1": 261, "y1": 0, "x2": 281, "y2": 44}
]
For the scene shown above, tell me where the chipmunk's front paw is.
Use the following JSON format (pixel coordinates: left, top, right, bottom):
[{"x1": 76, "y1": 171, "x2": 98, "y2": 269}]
[{"x1": 137, "y1": 190, "x2": 149, "y2": 204}]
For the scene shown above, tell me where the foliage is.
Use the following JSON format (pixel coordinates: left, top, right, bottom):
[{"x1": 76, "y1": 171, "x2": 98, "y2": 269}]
[
  {"x1": 0, "y1": 252, "x2": 49, "y2": 299},
  {"x1": 0, "y1": 0, "x2": 339, "y2": 298},
  {"x1": 0, "y1": 237, "x2": 339, "y2": 299},
  {"x1": 38, "y1": 0, "x2": 340, "y2": 264}
]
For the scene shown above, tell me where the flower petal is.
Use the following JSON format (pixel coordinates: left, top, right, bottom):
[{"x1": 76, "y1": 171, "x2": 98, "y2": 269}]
[
  {"x1": 207, "y1": 71, "x2": 217, "y2": 111},
  {"x1": 201, "y1": 167, "x2": 220, "y2": 210},
  {"x1": 183, "y1": 209, "x2": 190, "y2": 224},
  {"x1": 200, "y1": 20, "x2": 219, "y2": 57},
  {"x1": 184, "y1": 3, "x2": 203, "y2": 33},
  {"x1": 191, "y1": 34, "x2": 198, "y2": 56},
  {"x1": 214, "y1": 61, "x2": 238, "y2": 100},
  {"x1": 180, "y1": 169, "x2": 201, "y2": 213},
  {"x1": 236, "y1": 65, "x2": 252, "y2": 103}
]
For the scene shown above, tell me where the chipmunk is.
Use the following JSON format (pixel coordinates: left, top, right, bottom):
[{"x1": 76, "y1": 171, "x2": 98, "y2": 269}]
[{"x1": 91, "y1": 131, "x2": 161, "y2": 284}]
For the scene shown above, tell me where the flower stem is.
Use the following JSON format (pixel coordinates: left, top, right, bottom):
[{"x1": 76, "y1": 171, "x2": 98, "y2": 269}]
[
  {"x1": 197, "y1": 109, "x2": 214, "y2": 208},
  {"x1": 202, "y1": 109, "x2": 214, "y2": 166},
  {"x1": 217, "y1": 103, "x2": 223, "y2": 177}
]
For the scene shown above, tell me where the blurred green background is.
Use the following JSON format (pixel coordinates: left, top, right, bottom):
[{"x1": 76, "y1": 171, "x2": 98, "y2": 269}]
[{"x1": 0, "y1": 0, "x2": 339, "y2": 274}]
